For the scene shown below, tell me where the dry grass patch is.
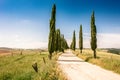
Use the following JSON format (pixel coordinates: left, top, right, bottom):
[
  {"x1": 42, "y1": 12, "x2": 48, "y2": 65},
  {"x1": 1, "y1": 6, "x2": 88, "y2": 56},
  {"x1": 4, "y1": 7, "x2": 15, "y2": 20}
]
[{"x1": 73, "y1": 49, "x2": 120, "y2": 74}]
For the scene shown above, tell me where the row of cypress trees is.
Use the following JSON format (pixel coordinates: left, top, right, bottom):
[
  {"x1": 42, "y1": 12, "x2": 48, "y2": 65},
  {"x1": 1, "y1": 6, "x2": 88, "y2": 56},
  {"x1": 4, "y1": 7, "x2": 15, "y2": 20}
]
[
  {"x1": 55, "y1": 29, "x2": 69, "y2": 52},
  {"x1": 48, "y1": 4, "x2": 97, "y2": 59},
  {"x1": 70, "y1": 12, "x2": 97, "y2": 58},
  {"x1": 48, "y1": 4, "x2": 69, "y2": 59}
]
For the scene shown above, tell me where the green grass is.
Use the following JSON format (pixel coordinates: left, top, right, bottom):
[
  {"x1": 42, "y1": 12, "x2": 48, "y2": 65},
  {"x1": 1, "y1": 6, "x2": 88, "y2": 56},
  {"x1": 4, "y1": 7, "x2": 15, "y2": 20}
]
[
  {"x1": 73, "y1": 49, "x2": 120, "y2": 74},
  {"x1": 0, "y1": 50, "x2": 66, "y2": 80}
]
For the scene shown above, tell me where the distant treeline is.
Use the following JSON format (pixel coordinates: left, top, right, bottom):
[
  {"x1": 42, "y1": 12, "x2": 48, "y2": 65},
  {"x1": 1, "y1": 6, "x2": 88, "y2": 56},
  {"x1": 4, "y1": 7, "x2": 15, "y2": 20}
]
[{"x1": 107, "y1": 49, "x2": 120, "y2": 55}]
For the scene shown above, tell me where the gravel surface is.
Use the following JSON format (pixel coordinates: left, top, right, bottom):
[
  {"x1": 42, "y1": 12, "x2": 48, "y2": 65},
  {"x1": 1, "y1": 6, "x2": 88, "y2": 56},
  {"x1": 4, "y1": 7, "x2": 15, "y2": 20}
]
[{"x1": 58, "y1": 50, "x2": 120, "y2": 80}]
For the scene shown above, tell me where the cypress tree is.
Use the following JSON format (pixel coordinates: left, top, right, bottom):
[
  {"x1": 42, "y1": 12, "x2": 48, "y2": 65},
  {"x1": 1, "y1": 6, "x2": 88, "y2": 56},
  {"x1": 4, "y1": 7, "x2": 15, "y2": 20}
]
[
  {"x1": 91, "y1": 11, "x2": 97, "y2": 58},
  {"x1": 60, "y1": 35, "x2": 69, "y2": 51},
  {"x1": 61, "y1": 34, "x2": 64, "y2": 52},
  {"x1": 56, "y1": 30, "x2": 68, "y2": 52},
  {"x1": 63, "y1": 38, "x2": 69, "y2": 49},
  {"x1": 55, "y1": 29, "x2": 59, "y2": 52},
  {"x1": 57, "y1": 29, "x2": 61, "y2": 52},
  {"x1": 73, "y1": 30, "x2": 76, "y2": 51},
  {"x1": 79, "y1": 25, "x2": 83, "y2": 53},
  {"x1": 71, "y1": 30, "x2": 76, "y2": 51},
  {"x1": 70, "y1": 42, "x2": 73, "y2": 49},
  {"x1": 48, "y1": 4, "x2": 56, "y2": 59}
]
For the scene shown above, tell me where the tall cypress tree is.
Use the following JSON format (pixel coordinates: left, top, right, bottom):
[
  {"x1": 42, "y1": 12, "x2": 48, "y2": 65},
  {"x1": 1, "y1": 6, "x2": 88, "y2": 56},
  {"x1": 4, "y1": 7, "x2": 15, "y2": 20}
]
[
  {"x1": 91, "y1": 11, "x2": 97, "y2": 58},
  {"x1": 48, "y1": 4, "x2": 56, "y2": 59},
  {"x1": 55, "y1": 29, "x2": 59, "y2": 52},
  {"x1": 57, "y1": 29, "x2": 61, "y2": 52},
  {"x1": 79, "y1": 25, "x2": 83, "y2": 53},
  {"x1": 70, "y1": 42, "x2": 73, "y2": 49},
  {"x1": 60, "y1": 35, "x2": 69, "y2": 51},
  {"x1": 71, "y1": 30, "x2": 76, "y2": 51},
  {"x1": 73, "y1": 30, "x2": 76, "y2": 51},
  {"x1": 61, "y1": 34, "x2": 64, "y2": 52},
  {"x1": 56, "y1": 29, "x2": 68, "y2": 52},
  {"x1": 63, "y1": 37, "x2": 69, "y2": 49}
]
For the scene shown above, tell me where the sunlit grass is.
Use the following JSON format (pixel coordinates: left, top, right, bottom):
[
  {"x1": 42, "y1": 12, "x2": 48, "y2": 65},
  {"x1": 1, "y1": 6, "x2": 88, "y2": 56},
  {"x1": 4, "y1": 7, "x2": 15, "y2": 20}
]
[
  {"x1": 0, "y1": 50, "x2": 66, "y2": 80},
  {"x1": 73, "y1": 49, "x2": 120, "y2": 74}
]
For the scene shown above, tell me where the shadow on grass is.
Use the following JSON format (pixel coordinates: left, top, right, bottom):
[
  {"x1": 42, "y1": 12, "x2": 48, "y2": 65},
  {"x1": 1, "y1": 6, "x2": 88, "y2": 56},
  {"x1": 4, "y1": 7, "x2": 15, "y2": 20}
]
[
  {"x1": 14, "y1": 56, "x2": 25, "y2": 61},
  {"x1": 85, "y1": 56, "x2": 100, "y2": 62},
  {"x1": 40, "y1": 54, "x2": 47, "y2": 55}
]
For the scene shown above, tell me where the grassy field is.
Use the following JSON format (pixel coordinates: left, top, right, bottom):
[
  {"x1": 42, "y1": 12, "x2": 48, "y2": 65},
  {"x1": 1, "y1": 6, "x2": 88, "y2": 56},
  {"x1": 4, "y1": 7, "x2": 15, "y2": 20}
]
[
  {"x1": 0, "y1": 49, "x2": 66, "y2": 80},
  {"x1": 73, "y1": 49, "x2": 120, "y2": 74}
]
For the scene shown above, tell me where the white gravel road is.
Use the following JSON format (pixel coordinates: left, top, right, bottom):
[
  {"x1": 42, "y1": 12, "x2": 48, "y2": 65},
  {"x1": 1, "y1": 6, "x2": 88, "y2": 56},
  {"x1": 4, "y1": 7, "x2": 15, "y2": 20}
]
[{"x1": 57, "y1": 50, "x2": 120, "y2": 80}]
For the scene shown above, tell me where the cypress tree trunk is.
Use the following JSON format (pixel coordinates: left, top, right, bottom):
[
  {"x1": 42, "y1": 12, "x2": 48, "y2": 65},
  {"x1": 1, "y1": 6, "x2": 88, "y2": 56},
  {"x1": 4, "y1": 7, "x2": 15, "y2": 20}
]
[
  {"x1": 93, "y1": 50, "x2": 96, "y2": 58},
  {"x1": 80, "y1": 50, "x2": 82, "y2": 53},
  {"x1": 48, "y1": 53, "x2": 52, "y2": 60}
]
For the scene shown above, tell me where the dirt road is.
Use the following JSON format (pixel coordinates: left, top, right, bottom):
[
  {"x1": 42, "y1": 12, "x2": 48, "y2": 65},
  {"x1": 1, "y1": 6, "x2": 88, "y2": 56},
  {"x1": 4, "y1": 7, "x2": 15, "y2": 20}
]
[{"x1": 57, "y1": 50, "x2": 120, "y2": 80}]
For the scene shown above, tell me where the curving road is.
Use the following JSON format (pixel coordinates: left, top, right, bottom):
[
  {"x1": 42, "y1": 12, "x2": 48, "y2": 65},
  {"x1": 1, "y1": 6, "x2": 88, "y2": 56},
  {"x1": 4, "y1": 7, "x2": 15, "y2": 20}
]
[{"x1": 57, "y1": 50, "x2": 120, "y2": 80}]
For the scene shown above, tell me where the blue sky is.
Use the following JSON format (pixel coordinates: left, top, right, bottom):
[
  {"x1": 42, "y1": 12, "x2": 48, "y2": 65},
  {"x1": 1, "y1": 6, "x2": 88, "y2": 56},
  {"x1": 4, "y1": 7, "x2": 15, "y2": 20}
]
[{"x1": 0, "y1": 0, "x2": 120, "y2": 48}]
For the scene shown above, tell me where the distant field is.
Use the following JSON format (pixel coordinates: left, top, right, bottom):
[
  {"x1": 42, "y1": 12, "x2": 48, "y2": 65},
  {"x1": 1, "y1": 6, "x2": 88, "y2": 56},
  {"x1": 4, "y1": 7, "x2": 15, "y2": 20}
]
[
  {"x1": 0, "y1": 48, "x2": 11, "y2": 56},
  {"x1": 74, "y1": 49, "x2": 120, "y2": 74},
  {"x1": 0, "y1": 49, "x2": 66, "y2": 80}
]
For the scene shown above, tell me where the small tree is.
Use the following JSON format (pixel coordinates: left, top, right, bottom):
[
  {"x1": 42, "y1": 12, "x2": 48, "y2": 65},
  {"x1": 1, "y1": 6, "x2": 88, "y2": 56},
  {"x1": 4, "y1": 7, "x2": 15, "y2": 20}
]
[
  {"x1": 79, "y1": 25, "x2": 83, "y2": 53},
  {"x1": 91, "y1": 11, "x2": 97, "y2": 58}
]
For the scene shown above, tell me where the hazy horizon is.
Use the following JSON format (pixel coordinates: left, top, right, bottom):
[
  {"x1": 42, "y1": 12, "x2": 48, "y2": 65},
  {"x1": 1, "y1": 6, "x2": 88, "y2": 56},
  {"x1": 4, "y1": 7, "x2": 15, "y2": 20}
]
[{"x1": 0, "y1": 0, "x2": 120, "y2": 49}]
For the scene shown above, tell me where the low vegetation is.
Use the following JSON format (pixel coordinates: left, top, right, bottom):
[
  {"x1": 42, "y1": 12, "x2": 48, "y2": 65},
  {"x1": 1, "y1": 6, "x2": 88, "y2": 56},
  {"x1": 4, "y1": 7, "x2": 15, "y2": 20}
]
[
  {"x1": 107, "y1": 49, "x2": 120, "y2": 55},
  {"x1": 0, "y1": 49, "x2": 66, "y2": 80},
  {"x1": 73, "y1": 49, "x2": 120, "y2": 74}
]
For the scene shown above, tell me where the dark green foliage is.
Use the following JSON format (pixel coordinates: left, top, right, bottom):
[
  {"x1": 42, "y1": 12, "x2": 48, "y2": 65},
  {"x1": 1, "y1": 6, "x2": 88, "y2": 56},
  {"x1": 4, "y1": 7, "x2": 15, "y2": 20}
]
[
  {"x1": 48, "y1": 4, "x2": 56, "y2": 59},
  {"x1": 2, "y1": 73, "x2": 12, "y2": 80},
  {"x1": 55, "y1": 29, "x2": 69, "y2": 53},
  {"x1": 107, "y1": 49, "x2": 120, "y2": 55},
  {"x1": 79, "y1": 25, "x2": 83, "y2": 53},
  {"x1": 55, "y1": 29, "x2": 59, "y2": 52},
  {"x1": 91, "y1": 11, "x2": 97, "y2": 58},
  {"x1": 48, "y1": 4, "x2": 68, "y2": 55},
  {"x1": 55, "y1": 29, "x2": 61, "y2": 52},
  {"x1": 61, "y1": 35, "x2": 64, "y2": 52},
  {"x1": 70, "y1": 30, "x2": 76, "y2": 51},
  {"x1": 61, "y1": 35, "x2": 69, "y2": 52},
  {"x1": 63, "y1": 38, "x2": 69, "y2": 49}
]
